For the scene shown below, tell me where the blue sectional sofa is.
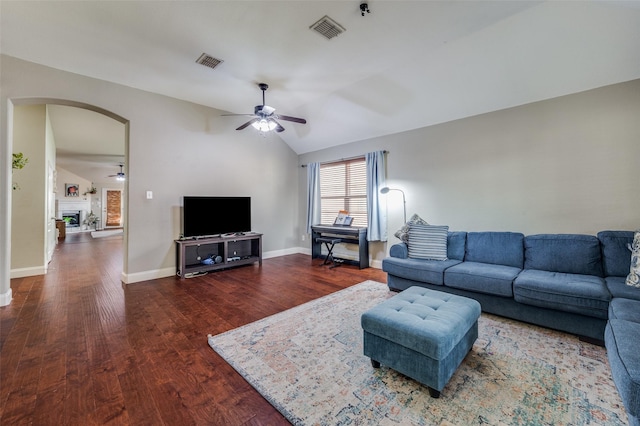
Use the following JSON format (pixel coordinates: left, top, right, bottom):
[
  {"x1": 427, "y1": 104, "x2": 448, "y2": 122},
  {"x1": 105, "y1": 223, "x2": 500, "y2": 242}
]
[{"x1": 382, "y1": 230, "x2": 639, "y2": 424}]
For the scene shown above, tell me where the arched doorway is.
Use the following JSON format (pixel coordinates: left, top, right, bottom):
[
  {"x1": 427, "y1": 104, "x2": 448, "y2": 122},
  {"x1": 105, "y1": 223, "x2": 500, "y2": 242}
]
[{"x1": 3, "y1": 98, "x2": 129, "y2": 304}]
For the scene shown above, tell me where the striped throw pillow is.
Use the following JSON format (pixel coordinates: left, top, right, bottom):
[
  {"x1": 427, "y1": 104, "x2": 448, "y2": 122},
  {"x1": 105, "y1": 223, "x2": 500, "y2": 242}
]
[{"x1": 407, "y1": 224, "x2": 449, "y2": 261}]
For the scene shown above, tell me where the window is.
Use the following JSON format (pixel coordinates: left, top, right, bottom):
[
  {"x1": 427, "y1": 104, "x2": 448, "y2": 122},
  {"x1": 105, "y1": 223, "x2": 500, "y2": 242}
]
[{"x1": 320, "y1": 157, "x2": 367, "y2": 227}]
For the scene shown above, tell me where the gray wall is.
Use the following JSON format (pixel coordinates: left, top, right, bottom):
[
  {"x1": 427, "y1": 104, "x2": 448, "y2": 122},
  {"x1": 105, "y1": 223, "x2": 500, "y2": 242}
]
[
  {"x1": 2, "y1": 53, "x2": 638, "y2": 303},
  {"x1": 11, "y1": 105, "x2": 49, "y2": 274},
  {"x1": 299, "y1": 79, "x2": 640, "y2": 264},
  {"x1": 1, "y1": 55, "x2": 299, "y2": 300}
]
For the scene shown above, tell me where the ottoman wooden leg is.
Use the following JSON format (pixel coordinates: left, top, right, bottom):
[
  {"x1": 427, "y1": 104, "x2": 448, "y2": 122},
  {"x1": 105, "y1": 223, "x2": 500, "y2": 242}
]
[
  {"x1": 371, "y1": 359, "x2": 380, "y2": 368},
  {"x1": 428, "y1": 387, "x2": 440, "y2": 398}
]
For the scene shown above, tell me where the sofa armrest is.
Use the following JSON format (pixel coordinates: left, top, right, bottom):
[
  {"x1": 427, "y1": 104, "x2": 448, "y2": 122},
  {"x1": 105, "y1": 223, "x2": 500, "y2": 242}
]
[{"x1": 390, "y1": 243, "x2": 409, "y2": 259}]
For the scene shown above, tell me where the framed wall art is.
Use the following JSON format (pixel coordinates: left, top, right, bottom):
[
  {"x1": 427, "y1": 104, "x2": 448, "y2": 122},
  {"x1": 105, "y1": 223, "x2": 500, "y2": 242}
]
[{"x1": 65, "y1": 183, "x2": 79, "y2": 197}]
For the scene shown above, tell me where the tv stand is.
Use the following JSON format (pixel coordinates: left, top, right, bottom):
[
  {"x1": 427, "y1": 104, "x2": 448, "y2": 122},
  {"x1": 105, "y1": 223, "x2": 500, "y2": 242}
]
[{"x1": 175, "y1": 233, "x2": 262, "y2": 278}]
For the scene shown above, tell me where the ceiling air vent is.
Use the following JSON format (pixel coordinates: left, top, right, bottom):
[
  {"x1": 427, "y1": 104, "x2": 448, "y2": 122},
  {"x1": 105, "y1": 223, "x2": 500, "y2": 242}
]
[
  {"x1": 196, "y1": 53, "x2": 224, "y2": 70},
  {"x1": 310, "y1": 15, "x2": 346, "y2": 40}
]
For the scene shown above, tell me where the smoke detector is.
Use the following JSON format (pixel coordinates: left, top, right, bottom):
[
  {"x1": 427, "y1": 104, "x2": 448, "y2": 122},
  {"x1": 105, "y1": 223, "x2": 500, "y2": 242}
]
[{"x1": 310, "y1": 15, "x2": 346, "y2": 40}]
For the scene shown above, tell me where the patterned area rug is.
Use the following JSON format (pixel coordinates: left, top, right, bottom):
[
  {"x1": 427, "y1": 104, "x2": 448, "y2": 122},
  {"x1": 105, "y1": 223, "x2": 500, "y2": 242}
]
[{"x1": 208, "y1": 280, "x2": 627, "y2": 425}]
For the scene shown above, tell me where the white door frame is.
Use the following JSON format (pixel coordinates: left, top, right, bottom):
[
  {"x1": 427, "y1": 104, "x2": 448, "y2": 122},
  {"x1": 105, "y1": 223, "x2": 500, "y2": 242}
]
[{"x1": 46, "y1": 161, "x2": 56, "y2": 263}]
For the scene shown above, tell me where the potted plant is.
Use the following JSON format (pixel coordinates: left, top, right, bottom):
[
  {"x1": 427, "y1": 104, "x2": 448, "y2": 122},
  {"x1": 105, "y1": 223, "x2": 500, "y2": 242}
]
[
  {"x1": 84, "y1": 211, "x2": 99, "y2": 229},
  {"x1": 12, "y1": 152, "x2": 28, "y2": 190}
]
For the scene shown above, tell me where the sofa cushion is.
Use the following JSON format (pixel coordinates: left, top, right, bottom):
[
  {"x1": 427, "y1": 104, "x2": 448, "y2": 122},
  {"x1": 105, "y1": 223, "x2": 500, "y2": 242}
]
[
  {"x1": 607, "y1": 276, "x2": 640, "y2": 301},
  {"x1": 605, "y1": 320, "x2": 640, "y2": 420},
  {"x1": 598, "y1": 231, "x2": 634, "y2": 277},
  {"x1": 447, "y1": 231, "x2": 467, "y2": 261},
  {"x1": 609, "y1": 298, "x2": 640, "y2": 323},
  {"x1": 524, "y1": 234, "x2": 603, "y2": 277},
  {"x1": 408, "y1": 224, "x2": 449, "y2": 261},
  {"x1": 465, "y1": 232, "x2": 524, "y2": 268},
  {"x1": 513, "y1": 269, "x2": 609, "y2": 318},
  {"x1": 382, "y1": 257, "x2": 462, "y2": 286},
  {"x1": 444, "y1": 261, "x2": 521, "y2": 297}
]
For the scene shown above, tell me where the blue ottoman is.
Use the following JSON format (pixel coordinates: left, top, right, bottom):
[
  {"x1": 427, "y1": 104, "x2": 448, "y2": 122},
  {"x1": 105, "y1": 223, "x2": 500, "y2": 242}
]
[{"x1": 361, "y1": 286, "x2": 481, "y2": 397}]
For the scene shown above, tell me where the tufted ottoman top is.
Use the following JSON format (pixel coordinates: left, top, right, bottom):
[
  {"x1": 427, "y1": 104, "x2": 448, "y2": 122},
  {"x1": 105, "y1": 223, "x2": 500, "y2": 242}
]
[{"x1": 361, "y1": 286, "x2": 481, "y2": 360}]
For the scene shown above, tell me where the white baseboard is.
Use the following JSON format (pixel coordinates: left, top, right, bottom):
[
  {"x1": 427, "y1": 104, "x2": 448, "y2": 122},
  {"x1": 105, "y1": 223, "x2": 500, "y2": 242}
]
[
  {"x1": 0, "y1": 288, "x2": 12, "y2": 306},
  {"x1": 121, "y1": 267, "x2": 176, "y2": 284},
  {"x1": 263, "y1": 247, "x2": 310, "y2": 259},
  {"x1": 121, "y1": 247, "x2": 380, "y2": 284},
  {"x1": 10, "y1": 266, "x2": 47, "y2": 279}
]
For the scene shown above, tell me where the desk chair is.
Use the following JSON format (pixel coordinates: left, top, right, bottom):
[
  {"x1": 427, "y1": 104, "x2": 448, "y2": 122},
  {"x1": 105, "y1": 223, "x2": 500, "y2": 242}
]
[{"x1": 315, "y1": 237, "x2": 343, "y2": 268}]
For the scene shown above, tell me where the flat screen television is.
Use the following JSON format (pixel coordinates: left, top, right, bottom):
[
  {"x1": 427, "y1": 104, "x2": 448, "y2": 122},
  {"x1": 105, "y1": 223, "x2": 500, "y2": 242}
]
[{"x1": 182, "y1": 196, "x2": 251, "y2": 238}]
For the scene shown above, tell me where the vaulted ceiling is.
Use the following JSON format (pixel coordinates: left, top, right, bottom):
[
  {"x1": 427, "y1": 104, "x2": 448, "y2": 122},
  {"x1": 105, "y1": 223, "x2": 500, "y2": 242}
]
[{"x1": 2, "y1": 1, "x2": 640, "y2": 168}]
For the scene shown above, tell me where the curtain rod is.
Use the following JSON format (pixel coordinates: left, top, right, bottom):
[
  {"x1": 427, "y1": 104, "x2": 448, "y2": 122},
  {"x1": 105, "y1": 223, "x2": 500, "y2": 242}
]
[{"x1": 300, "y1": 150, "x2": 388, "y2": 167}]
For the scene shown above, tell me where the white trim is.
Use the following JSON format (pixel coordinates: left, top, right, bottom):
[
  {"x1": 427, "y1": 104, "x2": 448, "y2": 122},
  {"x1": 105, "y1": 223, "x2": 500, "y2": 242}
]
[
  {"x1": 0, "y1": 287, "x2": 12, "y2": 306},
  {"x1": 121, "y1": 267, "x2": 176, "y2": 284},
  {"x1": 370, "y1": 258, "x2": 382, "y2": 269},
  {"x1": 10, "y1": 266, "x2": 47, "y2": 279},
  {"x1": 121, "y1": 247, "x2": 381, "y2": 284},
  {"x1": 263, "y1": 247, "x2": 309, "y2": 259}
]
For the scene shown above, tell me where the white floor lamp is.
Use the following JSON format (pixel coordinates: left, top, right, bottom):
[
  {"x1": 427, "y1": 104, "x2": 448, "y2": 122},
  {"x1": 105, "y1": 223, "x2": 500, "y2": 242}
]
[{"x1": 380, "y1": 186, "x2": 407, "y2": 223}]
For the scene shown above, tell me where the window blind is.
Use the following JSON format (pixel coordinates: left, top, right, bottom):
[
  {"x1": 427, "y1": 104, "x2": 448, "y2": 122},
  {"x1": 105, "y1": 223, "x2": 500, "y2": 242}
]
[{"x1": 320, "y1": 158, "x2": 367, "y2": 227}]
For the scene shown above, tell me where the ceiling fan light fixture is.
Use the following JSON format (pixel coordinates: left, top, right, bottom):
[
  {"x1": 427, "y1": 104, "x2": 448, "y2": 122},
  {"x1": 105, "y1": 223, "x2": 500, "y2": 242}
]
[
  {"x1": 116, "y1": 174, "x2": 125, "y2": 181},
  {"x1": 252, "y1": 119, "x2": 276, "y2": 132}
]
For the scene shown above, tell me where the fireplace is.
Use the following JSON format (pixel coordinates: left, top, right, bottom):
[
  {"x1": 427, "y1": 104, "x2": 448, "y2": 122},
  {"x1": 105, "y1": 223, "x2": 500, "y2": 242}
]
[{"x1": 61, "y1": 210, "x2": 81, "y2": 228}]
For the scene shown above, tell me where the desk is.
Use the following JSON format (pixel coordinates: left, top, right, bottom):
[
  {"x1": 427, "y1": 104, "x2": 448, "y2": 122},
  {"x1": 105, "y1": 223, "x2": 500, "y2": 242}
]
[{"x1": 311, "y1": 225, "x2": 369, "y2": 269}]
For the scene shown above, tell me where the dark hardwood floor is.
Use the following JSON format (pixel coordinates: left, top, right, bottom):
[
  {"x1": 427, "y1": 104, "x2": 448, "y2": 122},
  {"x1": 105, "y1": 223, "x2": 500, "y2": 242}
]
[{"x1": 0, "y1": 232, "x2": 387, "y2": 425}]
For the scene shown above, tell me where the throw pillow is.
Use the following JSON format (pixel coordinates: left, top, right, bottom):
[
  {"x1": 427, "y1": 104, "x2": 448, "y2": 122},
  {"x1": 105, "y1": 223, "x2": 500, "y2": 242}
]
[
  {"x1": 394, "y1": 213, "x2": 429, "y2": 243},
  {"x1": 626, "y1": 230, "x2": 640, "y2": 288},
  {"x1": 407, "y1": 223, "x2": 449, "y2": 261}
]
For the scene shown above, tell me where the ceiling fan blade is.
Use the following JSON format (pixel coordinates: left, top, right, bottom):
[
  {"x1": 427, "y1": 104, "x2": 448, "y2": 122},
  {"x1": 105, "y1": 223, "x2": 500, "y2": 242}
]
[
  {"x1": 271, "y1": 119, "x2": 286, "y2": 133},
  {"x1": 276, "y1": 114, "x2": 307, "y2": 124},
  {"x1": 236, "y1": 118, "x2": 259, "y2": 130},
  {"x1": 261, "y1": 105, "x2": 276, "y2": 116},
  {"x1": 221, "y1": 113, "x2": 255, "y2": 117}
]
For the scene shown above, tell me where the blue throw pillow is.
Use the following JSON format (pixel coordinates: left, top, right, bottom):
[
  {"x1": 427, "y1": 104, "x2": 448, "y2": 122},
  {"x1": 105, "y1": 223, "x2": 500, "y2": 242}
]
[{"x1": 408, "y1": 224, "x2": 449, "y2": 261}]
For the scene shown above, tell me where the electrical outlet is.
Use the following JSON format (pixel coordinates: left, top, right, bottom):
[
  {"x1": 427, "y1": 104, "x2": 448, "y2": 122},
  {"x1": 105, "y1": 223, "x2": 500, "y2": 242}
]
[{"x1": 301, "y1": 234, "x2": 306, "y2": 241}]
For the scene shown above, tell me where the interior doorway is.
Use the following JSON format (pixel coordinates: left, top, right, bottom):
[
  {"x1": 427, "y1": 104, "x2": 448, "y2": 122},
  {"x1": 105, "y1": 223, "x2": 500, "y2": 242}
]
[{"x1": 102, "y1": 188, "x2": 124, "y2": 228}]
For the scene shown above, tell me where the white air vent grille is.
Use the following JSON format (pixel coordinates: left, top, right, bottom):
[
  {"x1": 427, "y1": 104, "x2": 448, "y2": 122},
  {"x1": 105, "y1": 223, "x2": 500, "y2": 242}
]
[
  {"x1": 310, "y1": 15, "x2": 345, "y2": 40},
  {"x1": 196, "y1": 53, "x2": 224, "y2": 70}
]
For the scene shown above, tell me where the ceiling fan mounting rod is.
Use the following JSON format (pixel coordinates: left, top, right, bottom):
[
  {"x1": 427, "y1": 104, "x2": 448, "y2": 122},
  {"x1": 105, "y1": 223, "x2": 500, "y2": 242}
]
[{"x1": 258, "y1": 83, "x2": 268, "y2": 106}]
